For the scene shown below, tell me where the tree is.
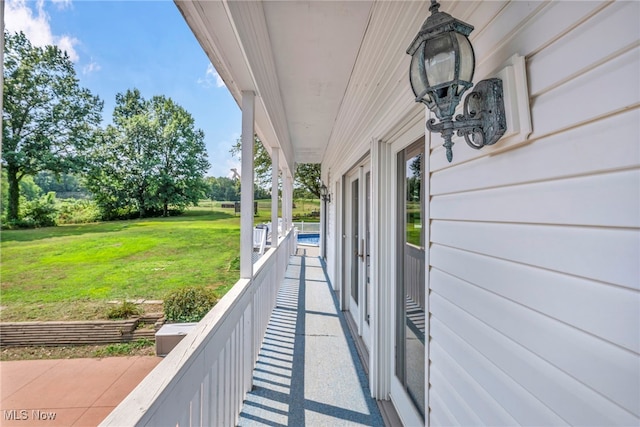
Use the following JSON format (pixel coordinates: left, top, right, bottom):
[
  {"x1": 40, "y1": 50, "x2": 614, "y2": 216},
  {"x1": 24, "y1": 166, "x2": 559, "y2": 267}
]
[
  {"x1": 230, "y1": 135, "x2": 272, "y2": 188},
  {"x1": 407, "y1": 153, "x2": 422, "y2": 202},
  {"x1": 206, "y1": 176, "x2": 240, "y2": 201},
  {"x1": 84, "y1": 89, "x2": 209, "y2": 218},
  {"x1": 230, "y1": 136, "x2": 321, "y2": 198},
  {"x1": 149, "y1": 96, "x2": 210, "y2": 216},
  {"x1": 2, "y1": 32, "x2": 103, "y2": 221},
  {"x1": 254, "y1": 184, "x2": 270, "y2": 200},
  {"x1": 1, "y1": 169, "x2": 42, "y2": 218},
  {"x1": 83, "y1": 90, "x2": 155, "y2": 218},
  {"x1": 84, "y1": 125, "x2": 138, "y2": 219},
  {"x1": 34, "y1": 171, "x2": 87, "y2": 197},
  {"x1": 294, "y1": 163, "x2": 321, "y2": 199}
]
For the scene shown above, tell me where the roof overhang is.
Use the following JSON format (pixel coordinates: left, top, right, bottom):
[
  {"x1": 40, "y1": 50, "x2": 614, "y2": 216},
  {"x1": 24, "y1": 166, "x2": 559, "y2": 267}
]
[{"x1": 175, "y1": 0, "x2": 374, "y2": 177}]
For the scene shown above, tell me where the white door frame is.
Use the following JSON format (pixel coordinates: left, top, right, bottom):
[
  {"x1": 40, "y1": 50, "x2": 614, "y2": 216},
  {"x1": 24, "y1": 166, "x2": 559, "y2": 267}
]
[
  {"x1": 374, "y1": 108, "x2": 427, "y2": 427},
  {"x1": 345, "y1": 168, "x2": 361, "y2": 331},
  {"x1": 343, "y1": 158, "x2": 372, "y2": 350}
]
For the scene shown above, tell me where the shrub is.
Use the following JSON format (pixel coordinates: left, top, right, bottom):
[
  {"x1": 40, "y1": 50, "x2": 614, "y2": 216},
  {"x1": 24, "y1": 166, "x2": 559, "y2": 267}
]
[
  {"x1": 19, "y1": 192, "x2": 58, "y2": 227},
  {"x1": 164, "y1": 287, "x2": 217, "y2": 323},
  {"x1": 106, "y1": 301, "x2": 142, "y2": 319},
  {"x1": 1, "y1": 218, "x2": 36, "y2": 229},
  {"x1": 56, "y1": 198, "x2": 101, "y2": 224}
]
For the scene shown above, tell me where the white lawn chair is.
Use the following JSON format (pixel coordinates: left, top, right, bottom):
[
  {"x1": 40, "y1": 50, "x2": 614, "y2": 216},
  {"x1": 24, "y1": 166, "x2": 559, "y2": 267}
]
[{"x1": 253, "y1": 227, "x2": 267, "y2": 256}]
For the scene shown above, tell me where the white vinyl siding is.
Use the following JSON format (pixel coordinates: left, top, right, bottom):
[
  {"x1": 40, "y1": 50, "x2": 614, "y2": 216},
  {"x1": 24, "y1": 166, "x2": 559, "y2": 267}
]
[{"x1": 427, "y1": 1, "x2": 639, "y2": 425}]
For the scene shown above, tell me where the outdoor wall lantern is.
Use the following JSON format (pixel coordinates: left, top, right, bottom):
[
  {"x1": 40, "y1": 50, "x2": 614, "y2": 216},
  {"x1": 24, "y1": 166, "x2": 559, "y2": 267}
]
[
  {"x1": 407, "y1": 0, "x2": 507, "y2": 162},
  {"x1": 320, "y1": 184, "x2": 331, "y2": 203}
]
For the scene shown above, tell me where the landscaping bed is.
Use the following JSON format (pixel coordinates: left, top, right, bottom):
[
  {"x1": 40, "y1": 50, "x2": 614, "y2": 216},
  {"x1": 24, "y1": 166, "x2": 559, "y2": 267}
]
[
  {"x1": 0, "y1": 340, "x2": 156, "y2": 361},
  {"x1": 0, "y1": 301, "x2": 164, "y2": 322},
  {"x1": 0, "y1": 314, "x2": 162, "y2": 347}
]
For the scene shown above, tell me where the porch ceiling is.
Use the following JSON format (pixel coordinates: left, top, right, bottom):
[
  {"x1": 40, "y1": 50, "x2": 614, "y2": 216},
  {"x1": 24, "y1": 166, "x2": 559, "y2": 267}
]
[
  {"x1": 262, "y1": 1, "x2": 373, "y2": 164},
  {"x1": 175, "y1": 0, "x2": 374, "y2": 171}
]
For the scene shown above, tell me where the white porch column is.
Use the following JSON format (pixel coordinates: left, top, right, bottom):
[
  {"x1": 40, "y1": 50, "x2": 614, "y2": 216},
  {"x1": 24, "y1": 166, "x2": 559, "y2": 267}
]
[
  {"x1": 284, "y1": 174, "x2": 293, "y2": 233},
  {"x1": 240, "y1": 91, "x2": 255, "y2": 279},
  {"x1": 281, "y1": 174, "x2": 288, "y2": 233},
  {"x1": 271, "y1": 147, "x2": 279, "y2": 247},
  {"x1": 371, "y1": 138, "x2": 392, "y2": 400}
]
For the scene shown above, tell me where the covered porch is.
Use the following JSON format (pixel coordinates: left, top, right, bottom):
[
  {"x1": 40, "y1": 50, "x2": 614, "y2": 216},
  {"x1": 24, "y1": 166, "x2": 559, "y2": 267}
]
[
  {"x1": 238, "y1": 247, "x2": 382, "y2": 426},
  {"x1": 100, "y1": 241, "x2": 389, "y2": 427},
  {"x1": 101, "y1": 0, "x2": 640, "y2": 425},
  {"x1": 100, "y1": 1, "x2": 387, "y2": 423}
]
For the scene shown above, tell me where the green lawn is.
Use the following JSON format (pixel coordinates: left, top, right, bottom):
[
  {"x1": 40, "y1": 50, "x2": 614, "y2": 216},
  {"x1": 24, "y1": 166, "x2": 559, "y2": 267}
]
[
  {"x1": 253, "y1": 198, "x2": 321, "y2": 222},
  {"x1": 1, "y1": 200, "x2": 321, "y2": 322},
  {"x1": 1, "y1": 204, "x2": 242, "y2": 321}
]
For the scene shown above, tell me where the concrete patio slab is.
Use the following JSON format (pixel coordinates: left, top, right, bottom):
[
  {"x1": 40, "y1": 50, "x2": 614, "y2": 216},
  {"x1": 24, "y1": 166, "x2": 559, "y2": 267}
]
[{"x1": 0, "y1": 356, "x2": 161, "y2": 427}]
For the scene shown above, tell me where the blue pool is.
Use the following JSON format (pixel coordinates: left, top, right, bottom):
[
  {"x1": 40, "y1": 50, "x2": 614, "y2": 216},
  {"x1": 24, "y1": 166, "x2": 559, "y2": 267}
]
[{"x1": 297, "y1": 233, "x2": 320, "y2": 246}]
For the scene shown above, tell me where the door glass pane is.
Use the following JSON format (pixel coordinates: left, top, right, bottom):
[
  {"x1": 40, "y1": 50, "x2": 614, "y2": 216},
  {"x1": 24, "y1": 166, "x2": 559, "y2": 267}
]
[
  {"x1": 406, "y1": 154, "x2": 422, "y2": 246},
  {"x1": 396, "y1": 139, "x2": 426, "y2": 419},
  {"x1": 351, "y1": 178, "x2": 359, "y2": 303}
]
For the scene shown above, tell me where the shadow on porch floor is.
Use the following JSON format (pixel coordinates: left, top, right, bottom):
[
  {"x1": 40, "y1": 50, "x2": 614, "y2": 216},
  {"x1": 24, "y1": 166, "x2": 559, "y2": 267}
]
[{"x1": 238, "y1": 247, "x2": 384, "y2": 426}]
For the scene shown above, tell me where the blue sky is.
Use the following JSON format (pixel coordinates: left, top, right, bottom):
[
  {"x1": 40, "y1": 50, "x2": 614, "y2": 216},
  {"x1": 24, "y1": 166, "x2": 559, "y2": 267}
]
[{"x1": 5, "y1": 0, "x2": 242, "y2": 178}]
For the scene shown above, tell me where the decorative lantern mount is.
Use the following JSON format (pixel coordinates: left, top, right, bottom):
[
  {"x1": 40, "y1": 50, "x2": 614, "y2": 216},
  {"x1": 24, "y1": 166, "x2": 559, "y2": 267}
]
[
  {"x1": 407, "y1": 0, "x2": 507, "y2": 162},
  {"x1": 320, "y1": 183, "x2": 331, "y2": 203}
]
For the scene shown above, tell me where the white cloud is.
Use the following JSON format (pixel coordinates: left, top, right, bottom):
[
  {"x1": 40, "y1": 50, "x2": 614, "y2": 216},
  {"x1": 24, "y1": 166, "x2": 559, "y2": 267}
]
[
  {"x1": 56, "y1": 35, "x2": 80, "y2": 62},
  {"x1": 210, "y1": 65, "x2": 225, "y2": 88},
  {"x1": 51, "y1": 0, "x2": 73, "y2": 9},
  {"x1": 197, "y1": 63, "x2": 226, "y2": 89},
  {"x1": 5, "y1": 0, "x2": 80, "y2": 62},
  {"x1": 82, "y1": 61, "x2": 101, "y2": 75}
]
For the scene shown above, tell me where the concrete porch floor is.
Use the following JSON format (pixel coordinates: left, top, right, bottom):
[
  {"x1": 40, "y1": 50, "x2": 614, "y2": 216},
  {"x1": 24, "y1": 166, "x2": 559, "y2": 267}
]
[
  {"x1": 0, "y1": 356, "x2": 161, "y2": 427},
  {"x1": 238, "y1": 247, "x2": 385, "y2": 426}
]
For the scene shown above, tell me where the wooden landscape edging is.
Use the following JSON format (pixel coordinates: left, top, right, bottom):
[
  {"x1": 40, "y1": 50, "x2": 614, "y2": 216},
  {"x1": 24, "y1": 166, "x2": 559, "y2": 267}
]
[{"x1": 0, "y1": 315, "x2": 163, "y2": 347}]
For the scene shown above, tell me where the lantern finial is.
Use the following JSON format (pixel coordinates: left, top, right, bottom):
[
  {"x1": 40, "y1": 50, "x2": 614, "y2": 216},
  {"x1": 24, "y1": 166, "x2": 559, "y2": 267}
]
[{"x1": 429, "y1": 0, "x2": 440, "y2": 14}]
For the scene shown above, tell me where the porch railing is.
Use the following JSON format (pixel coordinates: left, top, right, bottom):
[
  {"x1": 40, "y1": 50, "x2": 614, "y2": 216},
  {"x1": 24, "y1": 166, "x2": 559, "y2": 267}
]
[
  {"x1": 292, "y1": 221, "x2": 320, "y2": 233},
  {"x1": 405, "y1": 243, "x2": 425, "y2": 311},
  {"x1": 100, "y1": 229, "x2": 297, "y2": 427}
]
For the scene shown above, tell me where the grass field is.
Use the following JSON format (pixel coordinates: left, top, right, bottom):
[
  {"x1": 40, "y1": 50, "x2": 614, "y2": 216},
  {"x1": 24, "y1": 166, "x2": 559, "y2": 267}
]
[
  {"x1": 0, "y1": 200, "x2": 320, "y2": 322},
  {"x1": 1, "y1": 204, "x2": 240, "y2": 321}
]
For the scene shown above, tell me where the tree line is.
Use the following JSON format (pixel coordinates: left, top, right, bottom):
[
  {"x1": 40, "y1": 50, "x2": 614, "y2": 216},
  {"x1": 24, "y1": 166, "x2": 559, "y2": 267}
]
[
  {"x1": 1, "y1": 31, "x2": 320, "y2": 228},
  {"x1": 2, "y1": 31, "x2": 210, "y2": 225},
  {"x1": 230, "y1": 137, "x2": 321, "y2": 199}
]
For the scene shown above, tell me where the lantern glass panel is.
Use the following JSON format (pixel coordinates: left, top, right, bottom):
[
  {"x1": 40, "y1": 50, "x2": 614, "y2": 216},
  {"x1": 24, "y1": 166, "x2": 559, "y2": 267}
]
[
  {"x1": 455, "y1": 32, "x2": 474, "y2": 93},
  {"x1": 410, "y1": 45, "x2": 428, "y2": 100},
  {"x1": 424, "y1": 34, "x2": 455, "y2": 87}
]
